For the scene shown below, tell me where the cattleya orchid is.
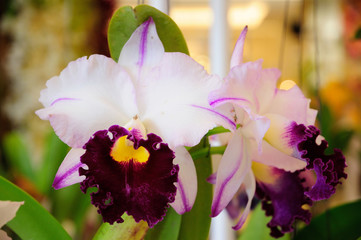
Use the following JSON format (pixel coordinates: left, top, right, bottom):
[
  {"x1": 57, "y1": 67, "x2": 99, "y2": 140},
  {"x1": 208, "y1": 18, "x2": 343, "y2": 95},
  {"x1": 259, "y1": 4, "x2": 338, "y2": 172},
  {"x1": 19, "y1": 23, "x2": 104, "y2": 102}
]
[
  {"x1": 36, "y1": 19, "x2": 233, "y2": 227},
  {"x1": 209, "y1": 27, "x2": 347, "y2": 237},
  {"x1": 0, "y1": 200, "x2": 24, "y2": 240}
]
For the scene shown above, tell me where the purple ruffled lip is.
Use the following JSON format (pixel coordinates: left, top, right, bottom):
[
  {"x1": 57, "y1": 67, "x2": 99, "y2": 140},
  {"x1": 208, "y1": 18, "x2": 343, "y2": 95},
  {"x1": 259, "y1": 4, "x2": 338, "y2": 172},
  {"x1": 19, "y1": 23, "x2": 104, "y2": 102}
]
[
  {"x1": 253, "y1": 122, "x2": 347, "y2": 238},
  {"x1": 285, "y1": 122, "x2": 347, "y2": 201},
  {"x1": 79, "y1": 125, "x2": 179, "y2": 227}
]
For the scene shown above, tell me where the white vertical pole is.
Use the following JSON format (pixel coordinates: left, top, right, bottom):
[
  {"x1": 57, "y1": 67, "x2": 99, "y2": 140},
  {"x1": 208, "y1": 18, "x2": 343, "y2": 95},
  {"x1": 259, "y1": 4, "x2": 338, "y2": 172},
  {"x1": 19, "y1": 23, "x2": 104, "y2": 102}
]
[
  {"x1": 209, "y1": 0, "x2": 234, "y2": 240},
  {"x1": 210, "y1": 0, "x2": 229, "y2": 78},
  {"x1": 209, "y1": 0, "x2": 235, "y2": 240},
  {"x1": 149, "y1": 0, "x2": 169, "y2": 15}
]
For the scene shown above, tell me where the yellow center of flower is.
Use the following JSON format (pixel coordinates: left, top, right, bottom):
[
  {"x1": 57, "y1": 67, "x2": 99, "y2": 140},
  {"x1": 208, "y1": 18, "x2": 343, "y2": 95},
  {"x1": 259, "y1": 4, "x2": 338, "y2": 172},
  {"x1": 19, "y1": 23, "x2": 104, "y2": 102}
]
[
  {"x1": 110, "y1": 136, "x2": 150, "y2": 164},
  {"x1": 251, "y1": 162, "x2": 276, "y2": 184}
]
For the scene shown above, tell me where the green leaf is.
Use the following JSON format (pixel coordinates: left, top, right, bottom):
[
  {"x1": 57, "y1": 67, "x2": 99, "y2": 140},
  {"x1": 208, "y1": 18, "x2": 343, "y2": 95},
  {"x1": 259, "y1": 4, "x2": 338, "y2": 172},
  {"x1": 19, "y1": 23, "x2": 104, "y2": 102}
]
[
  {"x1": 0, "y1": 176, "x2": 71, "y2": 240},
  {"x1": 145, "y1": 208, "x2": 181, "y2": 240},
  {"x1": 37, "y1": 131, "x2": 69, "y2": 193},
  {"x1": 355, "y1": 27, "x2": 361, "y2": 39},
  {"x1": 238, "y1": 204, "x2": 290, "y2": 240},
  {"x1": 334, "y1": 130, "x2": 354, "y2": 152},
  {"x1": 294, "y1": 199, "x2": 361, "y2": 240},
  {"x1": 92, "y1": 214, "x2": 148, "y2": 240},
  {"x1": 178, "y1": 139, "x2": 213, "y2": 240},
  {"x1": 2, "y1": 132, "x2": 35, "y2": 181},
  {"x1": 108, "y1": 4, "x2": 189, "y2": 62}
]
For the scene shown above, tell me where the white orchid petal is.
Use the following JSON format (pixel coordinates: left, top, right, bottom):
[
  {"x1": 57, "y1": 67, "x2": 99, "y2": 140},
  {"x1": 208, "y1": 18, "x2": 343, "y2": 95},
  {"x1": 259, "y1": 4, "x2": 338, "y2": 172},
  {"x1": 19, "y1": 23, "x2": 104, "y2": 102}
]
[
  {"x1": 139, "y1": 52, "x2": 230, "y2": 147},
  {"x1": 268, "y1": 85, "x2": 316, "y2": 125},
  {"x1": 36, "y1": 55, "x2": 138, "y2": 148},
  {"x1": 230, "y1": 26, "x2": 248, "y2": 68},
  {"x1": 253, "y1": 140, "x2": 307, "y2": 172},
  {"x1": 232, "y1": 171, "x2": 256, "y2": 230},
  {"x1": 170, "y1": 147, "x2": 197, "y2": 214},
  {"x1": 0, "y1": 201, "x2": 24, "y2": 227},
  {"x1": 211, "y1": 129, "x2": 252, "y2": 217},
  {"x1": 118, "y1": 18, "x2": 164, "y2": 80},
  {"x1": 53, "y1": 148, "x2": 86, "y2": 190},
  {"x1": 209, "y1": 61, "x2": 263, "y2": 113}
]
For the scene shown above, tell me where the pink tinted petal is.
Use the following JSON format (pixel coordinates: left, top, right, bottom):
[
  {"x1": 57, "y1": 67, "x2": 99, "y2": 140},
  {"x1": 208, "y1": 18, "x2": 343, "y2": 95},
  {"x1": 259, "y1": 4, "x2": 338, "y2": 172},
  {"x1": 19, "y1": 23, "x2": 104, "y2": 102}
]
[
  {"x1": 232, "y1": 171, "x2": 256, "y2": 230},
  {"x1": 230, "y1": 26, "x2": 248, "y2": 68},
  {"x1": 139, "y1": 53, "x2": 231, "y2": 148},
  {"x1": 36, "y1": 55, "x2": 138, "y2": 148},
  {"x1": 253, "y1": 141, "x2": 307, "y2": 172},
  {"x1": 170, "y1": 147, "x2": 197, "y2": 214},
  {"x1": 53, "y1": 148, "x2": 86, "y2": 190},
  {"x1": 240, "y1": 109, "x2": 270, "y2": 153},
  {"x1": 118, "y1": 18, "x2": 164, "y2": 80},
  {"x1": 211, "y1": 129, "x2": 252, "y2": 217},
  {"x1": 256, "y1": 68, "x2": 281, "y2": 114},
  {"x1": 209, "y1": 60, "x2": 263, "y2": 113},
  {"x1": 263, "y1": 113, "x2": 296, "y2": 156},
  {"x1": 267, "y1": 85, "x2": 316, "y2": 125},
  {"x1": 0, "y1": 201, "x2": 24, "y2": 227}
]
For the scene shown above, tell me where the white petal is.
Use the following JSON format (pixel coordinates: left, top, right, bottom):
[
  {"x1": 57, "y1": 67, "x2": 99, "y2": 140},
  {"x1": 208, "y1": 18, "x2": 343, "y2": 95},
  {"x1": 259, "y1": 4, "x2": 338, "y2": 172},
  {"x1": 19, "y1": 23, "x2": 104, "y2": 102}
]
[
  {"x1": 36, "y1": 55, "x2": 138, "y2": 148},
  {"x1": 232, "y1": 171, "x2": 256, "y2": 230},
  {"x1": 0, "y1": 201, "x2": 24, "y2": 227},
  {"x1": 170, "y1": 146, "x2": 197, "y2": 214},
  {"x1": 267, "y1": 85, "x2": 316, "y2": 125},
  {"x1": 118, "y1": 18, "x2": 164, "y2": 81},
  {"x1": 230, "y1": 26, "x2": 248, "y2": 68},
  {"x1": 253, "y1": 140, "x2": 307, "y2": 172},
  {"x1": 139, "y1": 52, "x2": 235, "y2": 148},
  {"x1": 209, "y1": 61, "x2": 263, "y2": 113},
  {"x1": 239, "y1": 108, "x2": 270, "y2": 153},
  {"x1": 211, "y1": 129, "x2": 253, "y2": 217},
  {"x1": 52, "y1": 148, "x2": 86, "y2": 190}
]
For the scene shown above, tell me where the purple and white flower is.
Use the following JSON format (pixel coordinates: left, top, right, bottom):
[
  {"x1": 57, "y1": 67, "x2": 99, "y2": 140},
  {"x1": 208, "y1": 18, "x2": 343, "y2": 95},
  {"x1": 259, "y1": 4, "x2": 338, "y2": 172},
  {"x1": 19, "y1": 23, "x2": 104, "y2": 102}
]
[
  {"x1": 209, "y1": 26, "x2": 347, "y2": 237},
  {"x1": 36, "y1": 19, "x2": 233, "y2": 227}
]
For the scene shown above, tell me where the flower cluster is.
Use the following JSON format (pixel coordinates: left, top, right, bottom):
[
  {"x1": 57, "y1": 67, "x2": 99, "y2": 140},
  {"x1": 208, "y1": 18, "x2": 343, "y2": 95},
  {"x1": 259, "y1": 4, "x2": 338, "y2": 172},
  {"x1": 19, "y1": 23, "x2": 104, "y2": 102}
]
[{"x1": 36, "y1": 19, "x2": 346, "y2": 236}]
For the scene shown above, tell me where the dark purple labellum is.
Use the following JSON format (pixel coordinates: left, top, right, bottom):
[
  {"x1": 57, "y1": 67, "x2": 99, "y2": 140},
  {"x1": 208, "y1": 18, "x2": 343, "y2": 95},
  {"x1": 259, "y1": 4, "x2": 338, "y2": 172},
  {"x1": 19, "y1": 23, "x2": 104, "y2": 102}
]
[
  {"x1": 256, "y1": 169, "x2": 312, "y2": 238},
  {"x1": 287, "y1": 123, "x2": 347, "y2": 201},
  {"x1": 79, "y1": 125, "x2": 179, "y2": 227}
]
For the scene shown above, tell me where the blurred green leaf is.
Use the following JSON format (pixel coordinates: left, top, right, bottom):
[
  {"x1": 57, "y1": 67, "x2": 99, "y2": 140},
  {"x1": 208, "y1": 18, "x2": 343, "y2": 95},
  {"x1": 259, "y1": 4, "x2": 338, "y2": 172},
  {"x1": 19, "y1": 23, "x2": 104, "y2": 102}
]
[
  {"x1": 92, "y1": 214, "x2": 148, "y2": 240},
  {"x1": 2, "y1": 132, "x2": 35, "y2": 182},
  {"x1": 355, "y1": 27, "x2": 361, "y2": 39},
  {"x1": 294, "y1": 199, "x2": 361, "y2": 240},
  {"x1": 108, "y1": 4, "x2": 189, "y2": 62},
  {"x1": 0, "y1": 176, "x2": 71, "y2": 240},
  {"x1": 238, "y1": 204, "x2": 290, "y2": 240},
  {"x1": 37, "y1": 131, "x2": 69, "y2": 193},
  {"x1": 178, "y1": 139, "x2": 212, "y2": 240},
  {"x1": 334, "y1": 130, "x2": 354, "y2": 152},
  {"x1": 145, "y1": 208, "x2": 181, "y2": 240}
]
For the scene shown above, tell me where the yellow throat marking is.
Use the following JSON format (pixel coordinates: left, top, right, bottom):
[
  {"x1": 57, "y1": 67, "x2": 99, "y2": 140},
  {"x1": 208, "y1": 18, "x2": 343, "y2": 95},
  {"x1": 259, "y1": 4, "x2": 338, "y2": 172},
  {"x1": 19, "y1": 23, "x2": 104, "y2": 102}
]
[{"x1": 110, "y1": 136, "x2": 149, "y2": 164}]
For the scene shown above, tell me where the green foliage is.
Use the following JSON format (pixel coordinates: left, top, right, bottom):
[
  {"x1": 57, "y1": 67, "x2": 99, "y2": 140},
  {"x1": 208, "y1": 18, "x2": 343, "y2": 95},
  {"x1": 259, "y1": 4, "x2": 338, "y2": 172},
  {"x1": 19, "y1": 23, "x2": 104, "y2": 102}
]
[
  {"x1": 355, "y1": 27, "x2": 361, "y2": 39},
  {"x1": 37, "y1": 131, "x2": 69, "y2": 194},
  {"x1": 239, "y1": 204, "x2": 290, "y2": 240},
  {"x1": 294, "y1": 199, "x2": 361, "y2": 240},
  {"x1": 107, "y1": 4, "x2": 189, "y2": 62},
  {"x1": 317, "y1": 104, "x2": 353, "y2": 154},
  {"x1": 2, "y1": 132, "x2": 36, "y2": 182},
  {"x1": 93, "y1": 214, "x2": 148, "y2": 240},
  {"x1": 0, "y1": 176, "x2": 71, "y2": 240},
  {"x1": 145, "y1": 208, "x2": 181, "y2": 240}
]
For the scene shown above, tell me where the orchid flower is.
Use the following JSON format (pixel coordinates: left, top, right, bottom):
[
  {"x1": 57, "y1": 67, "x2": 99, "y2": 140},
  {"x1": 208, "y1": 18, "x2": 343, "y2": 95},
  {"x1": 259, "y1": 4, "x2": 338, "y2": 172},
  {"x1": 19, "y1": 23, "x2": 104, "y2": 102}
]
[
  {"x1": 209, "y1": 26, "x2": 347, "y2": 237},
  {"x1": 0, "y1": 200, "x2": 24, "y2": 240},
  {"x1": 36, "y1": 19, "x2": 234, "y2": 227}
]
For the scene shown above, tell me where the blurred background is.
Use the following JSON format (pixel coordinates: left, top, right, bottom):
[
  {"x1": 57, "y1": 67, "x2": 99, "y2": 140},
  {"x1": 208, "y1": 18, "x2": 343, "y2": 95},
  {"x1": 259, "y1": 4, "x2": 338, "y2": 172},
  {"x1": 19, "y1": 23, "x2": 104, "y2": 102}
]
[{"x1": 0, "y1": 0, "x2": 360, "y2": 239}]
